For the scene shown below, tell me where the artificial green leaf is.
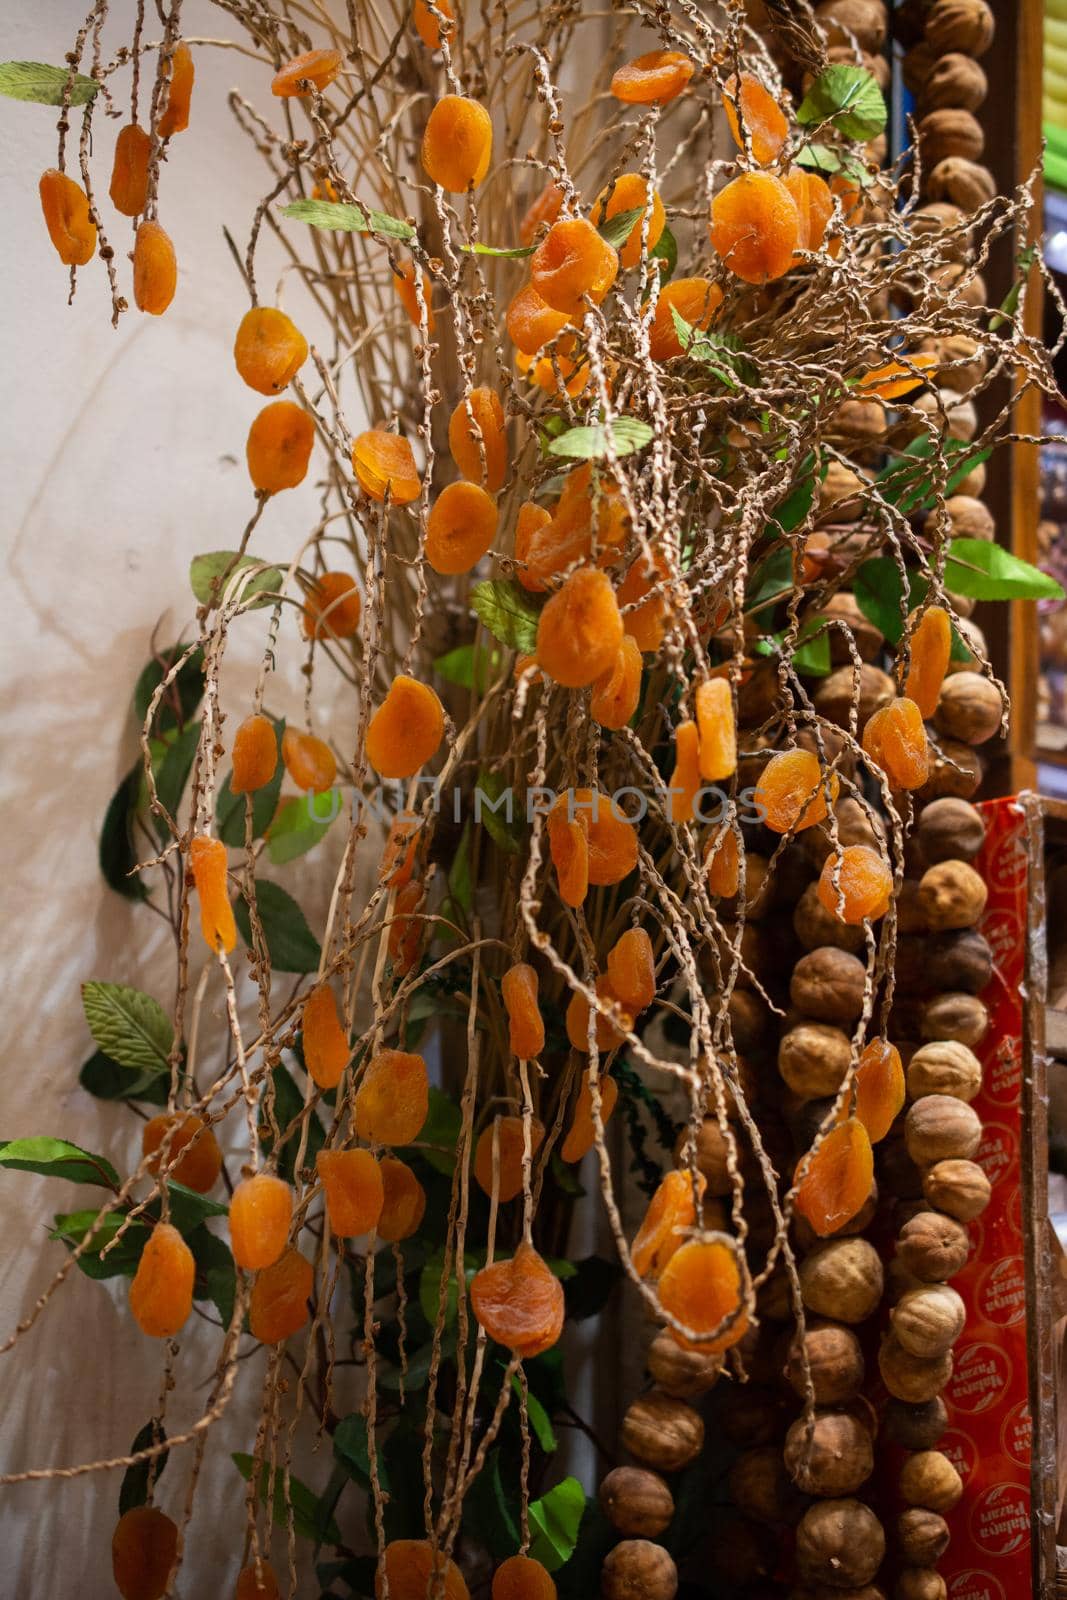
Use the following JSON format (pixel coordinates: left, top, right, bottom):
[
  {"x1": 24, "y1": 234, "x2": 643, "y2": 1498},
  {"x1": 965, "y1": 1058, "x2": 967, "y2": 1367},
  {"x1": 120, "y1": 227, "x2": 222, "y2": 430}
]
[
  {"x1": 471, "y1": 579, "x2": 541, "y2": 652},
  {"x1": 234, "y1": 880, "x2": 321, "y2": 973},
  {"x1": 333, "y1": 1413, "x2": 391, "y2": 1493},
  {"x1": 990, "y1": 244, "x2": 1037, "y2": 332},
  {"x1": 744, "y1": 545, "x2": 794, "y2": 612},
  {"x1": 79, "y1": 1049, "x2": 170, "y2": 1106},
  {"x1": 528, "y1": 1476, "x2": 586, "y2": 1571},
  {"x1": 266, "y1": 789, "x2": 340, "y2": 865},
  {"x1": 154, "y1": 723, "x2": 200, "y2": 836},
  {"x1": 511, "y1": 1373, "x2": 557, "y2": 1453},
  {"x1": 418, "y1": 1249, "x2": 479, "y2": 1328},
  {"x1": 446, "y1": 822, "x2": 474, "y2": 919},
  {"x1": 260, "y1": 1063, "x2": 325, "y2": 1179},
  {"x1": 189, "y1": 551, "x2": 283, "y2": 610},
  {"x1": 547, "y1": 417, "x2": 653, "y2": 460},
  {"x1": 281, "y1": 197, "x2": 414, "y2": 240},
  {"x1": 463, "y1": 1449, "x2": 521, "y2": 1558},
  {"x1": 433, "y1": 643, "x2": 501, "y2": 691},
  {"x1": 596, "y1": 204, "x2": 645, "y2": 250},
  {"x1": 217, "y1": 719, "x2": 285, "y2": 847},
  {"x1": 852, "y1": 557, "x2": 911, "y2": 643},
  {"x1": 670, "y1": 312, "x2": 757, "y2": 388},
  {"x1": 158, "y1": 1182, "x2": 228, "y2": 1235},
  {"x1": 876, "y1": 438, "x2": 991, "y2": 518},
  {"x1": 50, "y1": 1209, "x2": 145, "y2": 1277},
  {"x1": 795, "y1": 142, "x2": 872, "y2": 184},
  {"x1": 0, "y1": 1136, "x2": 119, "y2": 1189},
  {"x1": 99, "y1": 764, "x2": 148, "y2": 901},
  {"x1": 474, "y1": 768, "x2": 523, "y2": 856},
  {"x1": 231, "y1": 1453, "x2": 342, "y2": 1544},
  {"x1": 81, "y1": 982, "x2": 173, "y2": 1080},
  {"x1": 767, "y1": 456, "x2": 818, "y2": 536},
  {"x1": 649, "y1": 223, "x2": 677, "y2": 280},
  {"x1": 796, "y1": 64, "x2": 886, "y2": 141},
  {"x1": 119, "y1": 1421, "x2": 169, "y2": 1515},
  {"x1": 942, "y1": 537, "x2": 1064, "y2": 601},
  {"x1": 418, "y1": 1086, "x2": 463, "y2": 1175},
  {"x1": 555, "y1": 1502, "x2": 614, "y2": 1600},
  {"x1": 134, "y1": 645, "x2": 205, "y2": 732},
  {"x1": 792, "y1": 629, "x2": 832, "y2": 676},
  {"x1": 0, "y1": 61, "x2": 99, "y2": 105},
  {"x1": 187, "y1": 1226, "x2": 236, "y2": 1326},
  {"x1": 461, "y1": 240, "x2": 535, "y2": 258}
]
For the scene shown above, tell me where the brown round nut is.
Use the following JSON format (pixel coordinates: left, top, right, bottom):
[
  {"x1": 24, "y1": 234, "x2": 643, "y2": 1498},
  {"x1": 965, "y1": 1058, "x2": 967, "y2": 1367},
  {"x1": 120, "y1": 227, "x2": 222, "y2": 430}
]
[
  {"x1": 896, "y1": 1569, "x2": 948, "y2": 1600},
  {"x1": 885, "y1": 1396, "x2": 949, "y2": 1452},
  {"x1": 922, "y1": 333, "x2": 988, "y2": 394},
  {"x1": 897, "y1": 1210, "x2": 970, "y2": 1281},
  {"x1": 829, "y1": 401, "x2": 889, "y2": 465},
  {"x1": 922, "y1": 1157, "x2": 991, "y2": 1222},
  {"x1": 800, "y1": 1238, "x2": 884, "y2": 1324},
  {"x1": 818, "y1": 459, "x2": 867, "y2": 521},
  {"x1": 897, "y1": 1507, "x2": 951, "y2": 1567},
  {"x1": 891, "y1": 1285, "x2": 966, "y2": 1359},
  {"x1": 620, "y1": 1392, "x2": 704, "y2": 1472},
  {"x1": 795, "y1": 1497, "x2": 886, "y2": 1588},
  {"x1": 728, "y1": 989, "x2": 770, "y2": 1052},
  {"x1": 813, "y1": 0, "x2": 888, "y2": 52},
  {"x1": 599, "y1": 1467, "x2": 675, "y2": 1538},
  {"x1": 955, "y1": 459, "x2": 986, "y2": 497},
  {"x1": 918, "y1": 51, "x2": 988, "y2": 112},
  {"x1": 919, "y1": 108, "x2": 984, "y2": 167},
  {"x1": 900, "y1": 1450, "x2": 964, "y2": 1513},
  {"x1": 906, "y1": 1040, "x2": 982, "y2": 1102},
  {"x1": 919, "y1": 735, "x2": 983, "y2": 801},
  {"x1": 926, "y1": 156, "x2": 997, "y2": 212},
  {"x1": 905, "y1": 1095, "x2": 982, "y2": 1166},
  {"x1": 920, "y1": 991, "x2": 988, "y2": 1048},
  {"x1": 925, "y1": 0, "x2": 995, "y2": 56},
  {"x1": 814, "y1": 663, "x2": 896, "y2": 733},
  {"x1": 949, "y1": 617, "x2": 987, "y2": 671},
  {"x1": 878, "y1": 1332, "x2": 953, "y2": 1403},
  {"x1": 943, "y1": 494, "x2": 994, "y2": 542},
  {"x1": 677, "y1": 1117, "x2": 733, "y2": 1198},
  {"x1": 917, "y1": 798, "x2": 986, "y2": 864},
  {"x1": 935, "y1": 672, "x2": 1003, "y2": 745},
  {"x1": 784, "y1": 1410, "x2": 874, "y2": 1496},
  {"x1": 790, "y1": 947, "x2": 868, "y2": 1025},
  {"x1": 794, "y1": 882, "x2": 868, "y2": 955},
  {"x1": 729, "y1": 1445, "x2": 798, "y2": 1522},
  {"x1": 903, "y1": 40, "x2": 937, "y2": 93},
  {"x1": 645, "y1": 1328, "x2": 723, "y2": 1399},
  {"x1": 917, "y1": 860, "x2": 988, "y2": 930},
  {"x1": 601, "y1": 1538, "x2": 678, "y2": 1600},
  {"x1": 779, "y1": 1023, "x2": 852, "y2": 1099},
  {"x1": 784, "y1": 1321, "x2": 865, "y2": 1405},
  {"x1": 926, "y1": 930, "x2": 993, "y2": 994}
]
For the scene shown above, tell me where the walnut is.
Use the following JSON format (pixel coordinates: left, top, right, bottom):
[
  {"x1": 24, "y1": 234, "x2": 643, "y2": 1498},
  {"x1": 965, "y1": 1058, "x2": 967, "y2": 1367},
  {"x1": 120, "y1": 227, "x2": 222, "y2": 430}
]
[
  {"x1": 918, "y1": 735, "x2": 983, "y2": 801},
  {"x1": 911, "y1": 201, "x2": 972, "y2": 257},
  {"x1": 791, "y1": 947, "x2": 868, "y2": 1025},
  {"x1": 948, "y1": 616, "x2": 987, "y2": 670},
  {"x1": 818, "y1": 459, "x2": 867, "y2": 521},
  {"x1": 676, "y1": 1116, "x2": 734, "y2": 1197},
  {"x1": 922, "y1": 1157, "x2": 991, "y2": 1220},
  {"x1": 891, "y1": 1285, "x2": 966, "y2": 1358},
  {"x1": 896, "y1": 1210, "x2": 970, "y2": 1280},
  {"x1": 918, "y1": 50, "x2": 988, "y2": 112},
  {"x1": 926, "y1": 156, "x2": 997, "y2": 212},
  {"x1": 920, "y1": 991, "x2": 988, "y2": 1048},
  {"x1": 599, "y1": 1467, "x2": 675, "y2": 1538},
  {"x1": 896, "y1": 1508, "x2": 951, "y2": 1567},
  {"x1": 813, "y1": 0, "x2": 889, "y2": 52},
  {"x1": 917, "y1": 859, "x2": 988, "y2": 929},
  {"x1": 814, "y1": 662, "x2": 896, "y2": 732},
  {"x1": 601, "y1": 1539, "x2": 678, "y2": 1600},
  {"x1": 779, "y1": 1022, "x2": 852, "y2": 1098},
  {"x1": 800, "y1": 1238, "x2": 884, "y2": 1323},
  {"x1": 896, "y1": 387, "x2": 976, "y2": 445},
  {"x1": 918, "y1": 107, "x2": 984, "y2": 168},
  {"x1": 900, "y1": 1450, "x2": 964, "y2": 1512},
  {"x1": 935, "y1": 671, "x2": 1003, "y2": 744},
  {"x1": 905, "y1": 1094, "x2": 982, "y2": 1165},
  {"x1": 954, "y1": 457, "x2": 985, "y2": 496},
  {"x1": 916, "y1": 796, "x2": 986, "y2": 861},
  {"x1": 903, "y1": 40, "x2": 937, "y2": 93},
  {"x1": 878, "y1": 1331, "x2": 953, "y2": 1402},
  {"x1": 929, "y1": 261, "x2": 988, "y2": 310},
  {"x1": 620, "y1": 1392, "x2": 704, "y2": 1472},
  {"x1": 795, "y1": 1498, "x2": 886, "y2": 1588},
  {"x1": 925, "y1": 0, "x2": 994, "y2": 56},
  {"x1": 896, "y1": 1569, "x2": 948, "y2": 1600},
  {"x1": 830, "y1": 398, "x2": 889, "y2": 464},
  {"x1": 729, "y1": 1444, "x2": 799, "y2": 1521},
  {"x1": 784, "y1": 1410, "x2": 874, "y2": 1495},
  {"x1": 906, "y1": 1040, "x2": 982, "y2": 1102},
  {"x1": 926, "y1": 929, "x2": 993, "y2": 994},
  {"x1": 804, "y1": 796, "x2": 886, "y2": 868},
  {"x1": 645, "y1": 1328, "x2": 722, "y2": 1399},
  {"x1": 794, "y1": 882, "x2": 868, "y2": 954},
  {"x1": 784, "y1": 1320, "x2": 865, "y2": 1405},
  {"x1": 728, "y1": 989, "x2": 771, "y2": 1052}
]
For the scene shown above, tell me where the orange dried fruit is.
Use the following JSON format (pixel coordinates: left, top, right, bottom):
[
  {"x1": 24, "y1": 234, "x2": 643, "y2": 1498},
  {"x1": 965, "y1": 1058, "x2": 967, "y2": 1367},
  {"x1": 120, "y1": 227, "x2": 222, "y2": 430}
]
[
  {"x1": 547, "y1": 804, "x2": 589, "y2": 907},
  {"x1": 695, "y1": 678, "x2": 736, "y2": 782},
  {"x1": 817, "y1": 844, "x2": 893, "y2": 924},
  {"x1": 366, "y1": 675, "x2": 445, "y2": 777},
  {"x1": 234, "y1": 308, "x2": 308, "y2": 396},
  {"x1": 566, "y1": 976, "x2": 632, "y2": 1053},
  {"x1": 903, "y1": 605, "x2": 952, "y2": 718},
  {"x1": 39, "y1": 168, "x2": 96, "y2": 267},
  {"x1": 474, "y1": 1114, "x2": 546, "y2": 1201},
  {"x1": 611, "y1": 49, "x2": 695, "y2": 105},
  {"x1": 247, "y1": 401, "x2": 314, "y2": 494},
  {"x1": 649, "y1": 277, "x2": 723, "y2": 360},
  {"x1": 505, "y1": 282, "x2": 571, "y2": 356},
  {"x1": 536, "y1": 568, "x2": 623, "y2": 687},
  {"x1": 561, "y1": 1072, "x2": 619, "y2": 1162},
  {"x1": 794, "y1": 1117, "x2": 874, "y2": 1237},
  {"x1": 618, "y1": 550, "x2": 671, "y2": 652},
  {"x1": 229, "y1": 1173, "x2": 293, "y2": 1270},
  {"x1": 710, "y1": 171, "x2": 799, "y2": 283},
  {"x1": 669, "y1": 721, "x2": 701, "y2": 825},
  {"x1": 632, "y1": 1168, "x2": 707, "y2": 1278},
  {"x1": 531, "y1": 217, "x2": 618, "y2": 315},
  {"x1": 302, "y1": 983, "x2": 350, "y2": 1089},
  {"x1": 381, "y1": 815, "x2": 420, "y2": 889},
  {"x1": 753, "y1": 748, "x2": 838, "y2": 833},
  {"x1": 426, "y1": 481, "x2": 499, "y2": 574},
  {"x1": 519, "y1": 181, "x2": 564, "y2": 245},
  {"x1": 492, "y1": 1554, "x2": 557, "y2": 1600},
  {"x1": 302, "y1": 571, "x2": 361, "y2": 641},
  {"x1": 393, "y1": 261, "x2": 436, "y2": 333},
  {"x1": 188, "y1": 834, "x2": 236, "y2": 953},
  {"x1": 133, "y1": 220, "x2": 177, "y2": 315},
  {"x1": 577, "y1": 789, "x2": 638, "y2": 884},
  {"x1": 316, "y1": 1148, "x2": 384, "y2": 1237},
  {"x1": 858, "y1": 351, "x2": 937, "y2": 401},
  {"x1": 723, "y1": 73, "x2": 789, "y2": 165},
  {"x1": 142, "y1": 1113, "x2": 222, "y2": 1194},
  {"x1": 249, "y1": 1246, "x2": 313, "y2": 1343},
  {"x1": 862, "y1": 696, "x2": 929, "y2": 790},
  {"x1": 158, "y1": 41, "x2": 194, "y2": 137},
  {"x1": 515, "y1": 502, "x2": 554, "y2": 591},
  {"x1": 470, "y1": 1240, "x2": 564, "y2": 1357},
  {"x1": 281, "y1": 728, "x2": 336, "y2": 793},
  {"x1": 658, "y1": 1234, "x2": 749, "y2": 1353},
  {"x1": 607, "y1": 926, "x2": 656, "y2": 1013},
  {"x1": 704, "y1": 826, "x2": 741, "y2": 898},
  {"x1": 271, "y1": 48, "x2": 342, "y2": 97},
  {"x1": 130, "y1": 1222, "x2": 194, "y2": 1338},
  {"x1": 501, "y1": 962, "x2": 545, "y2": 1058},
  {"x1": 354, "y1": 1048, "x2": 429, "y2": 1146},
  {"x1": 352, "y1": 429, "x2": 421, "y2": 504},
  {"x1": 421, "y1": 94, "x2": 493, "y2": 191},
  {"x1": 413, "y1": 0, "x2": 455, "y2": 49},
  {"x1": 112, "y1": 1506, "x2": 179, "y2": 1600},
  {"x1": 592, "y1": 174, "x2": 666, "y2": 269},
  {"x1": 377, "y1": 1157, "x2": 426, "y2": 1241},
  {"x1": 109, "y1": 123, "x2": 151, "y2": 217},
  {"x1": 388, "y1": 879, "x2": 423, "y2": 975},
  {"x1": 591, "y1": 634, "x2": 642, "y2": 729},
  {"x1": 783, "y1": 168, "x2": 836, "y2": 254},
  {"x1": 851, "y1": 1038, "x2": 905, "y2": 1144},
  {"x1": 235, "y1": 1563, "x2": 281, "y2": 1600},
  {"x1": 377, "y1": 1541, "x2": 470, "y2": 1600},
  {"x1": 448, "y1": 387, "x2": 507, "y2": 492}
]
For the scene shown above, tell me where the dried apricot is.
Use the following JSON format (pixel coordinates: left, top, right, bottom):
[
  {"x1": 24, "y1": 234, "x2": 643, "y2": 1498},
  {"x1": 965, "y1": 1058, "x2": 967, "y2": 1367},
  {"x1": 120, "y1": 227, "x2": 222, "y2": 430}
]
[
  {"x1": 377, "y1": 1157, "x2": 426, "y2": 1241},
  {"x1": 523, "y1": 346, "x2": 592, "y2": 400},
  {"x1": 235, "y1": 1563, "x2": 280, "y2": 1600},
  {"x1": 143, "y1": 1113, "x2": 222, "y2": 1193},
  {"x1": 658, "y1": 1234, "x2": 748, "y2": 1353},
  {"x1": 354, "y1": 1048, "x2": 429, "y2": 1146},
  {"x1": 591, "y1": 634, "x2": 642, "y2": 729},
  {"x1": 426, "y1": 481, "x2": 498, "y2": 574},
  {"x1": 133, "y1": 220, "x2": 177, "y2": 315},
  {"x1": 109, "y1": 124, "x2": 151, "y2": 217},
  {"x1": 817, "y1": 844, "x2": 892, "y2": 924},
  {"x1": 352, "y1": 429, "x2": 421, "y2": 504},
  {"x1": 561, "y1": 1072, "x2": 619, "y2": 1161},
  {"x1": 862, "y1": 696, "x2": 929, "y2": 790},
  {"x1": 669, "y1": 721, "x2": 701, "y2": 825},
  {"x1": 649, "y1": 277, "x2": 722, "y2": 360},
  {"x1": 388, "y1": 880, "x2": 424, "y2": 975},
  {"x1": 381, "y1": 815, "x2": 420, "y2": 889},
  {"x1": 851, "y1": 1038, "x2": 904, "y2": 1143},
  {"x1": 723, "y1": 73, "x2": 789, "y2": 165},
  {"x1": 753, "y1": 749, "x2": 838, "y2": 833},
  {"x1": 449, "y1": 387, "x2": 507, "y2": 491},
  {"x1": 316, "y1": 1148, "x2": 384, "y2": 1236},
  {"x1": 710, "y1": 172, "x2": 799, "y2": 283},
  {"x1": 903, "y1": 605, "x2": 952, "y2": 718},
  {"x1": 158, "y1": 42, "x2": 194, "y2": 137},
  {"x1": 574, "y1": 789, "x2": 638, "y2": 884},
  {"x1": 112, "y1": 1506, "x2": 178, "y2": 1600},
  {"x1": 130, "y1": 1222, "x2": 194, "y2": 1338},
  {"x1": 858, "y1": 351, "x2": 937, "y2": 401},
  {"x1": 470, "y1": 1240, "x2": 564, "y2": 1356},
  {"x1": 611, "y1": 50, "x2": 694, "y2": 105},
  {"x1": 413, "y1": 0, "x2": 455, "y2": 49},
  {"x1": 393, "y1": 261, "x2": 436, "y2": 333},
  {"x1": 704, "y1": 827, "x2": 741, "y2": 898},
  {"x1": 39, "y1": 169, "x2": 96, "y2": 267},
  {"x1": 302, "y1": 571, "x2": 362, "y2": 640},
  {"x1": 271, "y1": 49, "x2": 342, "y2": 97},
  {"x1": 695, "y1": 678, "x2": 736, "y2": 782},
  {"x1": 536, "y1": 568, "x2": 623, "y2": 687},
  {"x1": 281, "y1": 728, "x2": 336, "y2": 793},
  {"x1": 377, "y1": 1542, "x2": 470, "y2": 1600},
  {"x1": 520, "y1": 181, "x2": 564, "y2": 245},
  {"x1": 547, "y1": 804, "x2": 589, "y2": 907},
  {"x1": 618, "y1": 550, "x2": 671, "y2": 651},
  {"x1": 247, "y1": 401, "x2": 314, "y2": 493},
  {"x1": 492, "y1": 1554, "x2": 557, "y2": 1600},
  {"x1": 783, "y1": 169, "x2": 835, "y2": 253},
  {"x1": 366, "y1": 675, "x2": 445, "y2": 778},
  {"x1": 608, "y1": 927, "x2": 656, "y2": 1013},
  {"x1": 794, "y1": 1118, "x2": 874, "y2": 1237},
  {"x1": 422, "y1": 95, "x2": 492, "y2": 191},
  {"x1": 557, "y1": 463, "x2": 629, "y2": 548},
  {"x1": 566, "y1": 976, "x2": 631, "y2": 1053},
  {"x1": 632, "y1": 1168, "x2": 707, "y2": 1278},
  {"x1": 592, "y1": 174, "x2": 666, "y2": 269},
  {"x1": 474, "y1": 1115, "x2": 546, "y2": 1201},
  {"x1": 234, "y1": 308, "x2": 308, "y2": 396},
  {"x1": 188, "y1": 834, "x2": 236, "y2": 953},
  {"x1": 229, "y1": 1173, "x2": 293, "y2": 1270},
  {"x1": 501, "y1": 962, "x2": 545, "y2": 1058},
  {"x1": 302, "y1": 983, "x2": 350, "y2": 1089},
  {"x1": 249, "y1": 1247, "x2": 313, "y2": 1342},
  {"x1": 505, "y1": 283, "x2": 571, "y2": 356},
  {"x1": 531, "y1": 218, "x2": 618, "y2": 315}
]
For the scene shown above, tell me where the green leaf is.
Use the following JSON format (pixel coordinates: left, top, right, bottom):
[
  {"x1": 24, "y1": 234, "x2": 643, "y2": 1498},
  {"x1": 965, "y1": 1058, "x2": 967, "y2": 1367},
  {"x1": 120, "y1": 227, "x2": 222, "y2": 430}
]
[
  {"x1": 418, "y1": 1086, "x2": 463, "y2": 1175},
  {"x1": 471, "y1": 579, "x2": 541, "y2": 652},
  {"x1": 511, "y1": 1373, "x2": 557, "y2": 1453},
  {"x1": 852, "y1": 557, "x2": 911, "y2": 643},
  {"x1": 474, "y1": 768, "x2": 524, "y2": 856},
  {"x1": 280, "y1": 198, "x2": 414, "y2": 241},
  {"x1": 990, "y1": 244, "x2": 1037, "y2": 332},
  {"x1": 796, "y1": 64, "x2": 886, "y2": 140},
  {"x1": 463, "y1": 1449, "x2": 521, "y2": 1558},
  {"x1": 231, "y1": 1453, "x2": 341, "y2": 1544},
  {"x1": 792, "y1": 628, "x2": 832, "y2": 676},
  {"x1": 187, "y1": 1226, "x2": 236, "y2": 1326},
  {"x1": 669, "y1": 312, "x2": 757, "y2": 388},
  {"x1": 260, "y1": 1063, "x2": 325, "y2": 1180},
  {"x1": 649, "y1": 224, "x2": 677, "y2": 281},
  {"x1": 446, "y1": 822, "x2": 474, "y2": 916},
  {"x1": 745, "y1": 545, "x2": 794, "y2": 612},
  {"x1": 159, "y1": 1182, "x2": 228, "y2": 1235},
  {"x1": 216, "y1": 719, "x2": 286, "y2": 847},
  {"x1": 528, "y1": 1476, "x2": 586, "y2": 1571},
  {"x1": 547, "y1": 417, "x2": 653, "y2": 461},
  {"x1": 50, "y1": 1209, "x2": 146, "y2": 1277},
  {"x1": 0, "y1": 61, "x2": 99, "y2": 105},
  {"x1": 134, "y1": 645, "x2": 205, "y2": 732},
  {"x1": 768, "y1": 456, "x2": 818, "y2": 536},
  {"x1": 562, "y1": 1254, "x2": 623, "y2": 1322},
  {"x1": 99, "y1": 764, "x2": 148, "y2": 901},
  {"x1": 418, "y1": 1249, "x2": 479, "y2": 1327},
  {"x1": 461, "y1": 240, "x2": 535, "y2": 259},
  {"x1": 267, "y1": 788, "x2": 340, "y2": 865},
  {"x1": 119, "y1": 1421, "x2": 168, "y2": 1515},
  {"x1": 876, "y1": 437, "x2": 991, "y2": 518},
  {"x1": 433, "y1": 643, "x2": 501, "y2": 691},
  {"x1": 795, "y1": 142, "x2": 872, "y2": 183},
  {"x1": 596, "y1": 204, "x2": 645, "y2": 250},
  {"x1": 1, "y1": 1136, "x2": 119, "y2": 1189},
  {"x1": 189, "y1": 551, "x2": 283, "y2": 610},
  {"x1": 942, "y1": 538, "x2": 1065, "y2": 601},
  {"x1": 79, "y1": 1049, "x2": 170, "y2": 1106},
  {"x1": 234, "y1": 880, "x2": 321, "y2": 973},
  {"x1": 333, "y1": 1413, "x2": 391, "y2": 1493},
  {"x1": 81, "y1": 982, "x2": 174, "y2": 1082},
  {"x1": 154, "y1": 723, "x2": 200, "y2": 836}
]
